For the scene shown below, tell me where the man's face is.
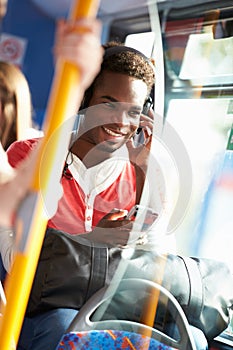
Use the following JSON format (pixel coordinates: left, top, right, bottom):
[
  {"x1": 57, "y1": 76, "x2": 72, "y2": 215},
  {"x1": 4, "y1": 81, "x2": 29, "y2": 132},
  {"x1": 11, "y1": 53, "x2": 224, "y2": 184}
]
[{"x1": 79, "y1": 71, "x2": 148, "y2": 153}]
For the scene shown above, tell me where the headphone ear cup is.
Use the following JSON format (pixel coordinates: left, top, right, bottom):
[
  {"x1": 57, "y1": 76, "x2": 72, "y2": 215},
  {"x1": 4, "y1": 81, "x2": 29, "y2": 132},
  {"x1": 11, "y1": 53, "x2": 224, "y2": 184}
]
[{"x1": 79, "y1": 86, "x2": 92, "y2": 111}]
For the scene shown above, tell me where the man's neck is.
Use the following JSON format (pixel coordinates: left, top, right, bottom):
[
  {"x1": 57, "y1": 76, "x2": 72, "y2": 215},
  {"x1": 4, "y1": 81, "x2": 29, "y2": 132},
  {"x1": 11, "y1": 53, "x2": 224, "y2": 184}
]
[{"x1": 70, "y1": 139, "x2": 113, "y2": 168}]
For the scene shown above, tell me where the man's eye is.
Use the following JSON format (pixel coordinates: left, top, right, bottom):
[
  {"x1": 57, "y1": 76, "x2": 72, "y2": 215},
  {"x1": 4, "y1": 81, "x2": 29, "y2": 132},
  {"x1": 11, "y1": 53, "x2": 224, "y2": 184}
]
[
  {"x1": 103, "y1": 102, "x2": 115, "y2": 109},
  {"x1": 128, "y1": 110, "x2": 141, "y2": 118}
]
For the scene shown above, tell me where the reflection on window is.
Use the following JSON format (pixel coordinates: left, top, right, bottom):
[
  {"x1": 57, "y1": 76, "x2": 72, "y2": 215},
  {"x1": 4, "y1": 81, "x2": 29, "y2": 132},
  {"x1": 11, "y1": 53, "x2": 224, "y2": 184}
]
[
  {"x1": 163, "y1": 11, "x2": 233, "y2": 89},
  {"x1": 179, "y1": 32, "x2": 233, "y2": 86},
  {"x1": 125, "y1": 32, "x2": 155, "y2": 57},
  {"x1": 165, "y1": 98, "x2": 233, "y2": 259}
]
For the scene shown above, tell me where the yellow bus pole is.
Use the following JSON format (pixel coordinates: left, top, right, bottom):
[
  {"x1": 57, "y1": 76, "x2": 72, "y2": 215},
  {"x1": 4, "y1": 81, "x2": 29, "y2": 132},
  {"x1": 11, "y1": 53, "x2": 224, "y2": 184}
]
[{"x1": 0, "y1": 1, "x2": 100, "y2": 348}]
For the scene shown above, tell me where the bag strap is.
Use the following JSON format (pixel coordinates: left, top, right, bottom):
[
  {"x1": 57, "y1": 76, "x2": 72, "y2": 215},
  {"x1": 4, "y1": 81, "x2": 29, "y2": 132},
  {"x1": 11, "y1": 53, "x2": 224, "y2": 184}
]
[
  {"x1": 178, "y1": 256, "x2": 203, "y2": 319},
  {"x1": 133, "y1": 163, "x2": 146, "y2": 204},
  {"x1": 85, "y1": 245, "x2": 108, "y2": 301},
  {"x1": 86, "y1": 163, "x2": 142, "y2": 300}
]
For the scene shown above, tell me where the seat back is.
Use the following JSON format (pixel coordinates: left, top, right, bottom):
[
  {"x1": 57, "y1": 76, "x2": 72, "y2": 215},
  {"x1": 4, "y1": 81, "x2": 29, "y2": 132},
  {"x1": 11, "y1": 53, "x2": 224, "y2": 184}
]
[{"x1": 57, "y1": 278, "x2": 197, "y2": 350}]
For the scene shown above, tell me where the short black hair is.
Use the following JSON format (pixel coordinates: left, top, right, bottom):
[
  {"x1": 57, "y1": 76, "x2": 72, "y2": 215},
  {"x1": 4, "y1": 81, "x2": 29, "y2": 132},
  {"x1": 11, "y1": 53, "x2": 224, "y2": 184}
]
[{"x1": 80, "y1": 41, "x2": 155, "y2": 110}]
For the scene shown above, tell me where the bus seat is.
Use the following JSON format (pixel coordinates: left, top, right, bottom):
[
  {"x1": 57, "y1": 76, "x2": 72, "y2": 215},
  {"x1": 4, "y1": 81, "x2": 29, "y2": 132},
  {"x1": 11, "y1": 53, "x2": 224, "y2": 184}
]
[
  {"x1": 57, "y1": 329, "x2": 170, "y2": 349},
  {"x1": 56, "y1": 278, "x2": 197, "y2": 350}
]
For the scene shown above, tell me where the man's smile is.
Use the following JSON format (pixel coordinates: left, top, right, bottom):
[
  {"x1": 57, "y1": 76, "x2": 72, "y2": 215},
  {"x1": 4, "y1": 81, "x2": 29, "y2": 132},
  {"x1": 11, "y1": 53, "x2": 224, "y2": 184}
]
[{"x1": 102, "y1": 126, "x2": 128, "y2": 137}]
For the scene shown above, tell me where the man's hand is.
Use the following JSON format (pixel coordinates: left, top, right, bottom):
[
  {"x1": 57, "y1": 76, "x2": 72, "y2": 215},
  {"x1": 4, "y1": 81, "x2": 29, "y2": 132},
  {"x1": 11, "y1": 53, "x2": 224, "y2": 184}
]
[
  {"x1": 83, "y1": 208, "x2": 152, "y2": 247},
  {"x1": 126, "y1": 107, "x2": 154, "y2": 171},
  {"x1": 84, "y1": 209, "x2": 134, "y2": 247}
]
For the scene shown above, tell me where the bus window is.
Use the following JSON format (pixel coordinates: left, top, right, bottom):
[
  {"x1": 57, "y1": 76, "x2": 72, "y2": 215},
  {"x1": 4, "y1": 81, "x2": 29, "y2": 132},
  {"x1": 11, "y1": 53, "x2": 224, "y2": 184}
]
[
  {"x1": 161, "y1": 1, "x2": 233, "y2": 256},
  {"x1": 160, "y1": 2, "x2": 233, "y2": 347},
  {"x1": 125, "y1": 32, "x2": 155, "y2": 57}
]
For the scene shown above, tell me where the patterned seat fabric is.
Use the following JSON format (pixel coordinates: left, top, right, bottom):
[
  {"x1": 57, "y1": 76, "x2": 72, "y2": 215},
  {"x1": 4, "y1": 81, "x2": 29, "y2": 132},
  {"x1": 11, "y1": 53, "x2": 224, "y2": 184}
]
[{"x1": 57, "y1": 329, "x2": 177, "y2": 349}]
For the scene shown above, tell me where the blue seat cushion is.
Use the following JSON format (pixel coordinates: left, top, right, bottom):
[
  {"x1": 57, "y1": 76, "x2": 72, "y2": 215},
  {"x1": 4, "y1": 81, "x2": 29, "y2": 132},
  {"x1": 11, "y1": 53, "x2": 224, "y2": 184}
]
[{"x1": 57, "y1": 329, "x2": 177, "y2": 349}]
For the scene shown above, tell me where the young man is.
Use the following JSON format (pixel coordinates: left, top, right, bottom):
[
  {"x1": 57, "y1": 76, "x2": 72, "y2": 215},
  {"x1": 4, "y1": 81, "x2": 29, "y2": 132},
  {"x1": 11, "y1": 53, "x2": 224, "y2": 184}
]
[
  {"x1": 7, "y1": 43, "x2": 208, "y2": 350},
  {"x1": 8, "y1": 42, "x2": 157, "y2": 246},
  {"x1": 6, "y1": 41, "x2": 160, "y2": 349}
]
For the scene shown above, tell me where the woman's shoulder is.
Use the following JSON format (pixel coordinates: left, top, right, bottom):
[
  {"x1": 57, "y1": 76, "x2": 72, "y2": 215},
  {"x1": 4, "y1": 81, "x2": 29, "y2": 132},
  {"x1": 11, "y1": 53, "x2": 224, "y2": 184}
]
[{"x1": 7, "y1": 137, "x2": 42, "y2": 168}]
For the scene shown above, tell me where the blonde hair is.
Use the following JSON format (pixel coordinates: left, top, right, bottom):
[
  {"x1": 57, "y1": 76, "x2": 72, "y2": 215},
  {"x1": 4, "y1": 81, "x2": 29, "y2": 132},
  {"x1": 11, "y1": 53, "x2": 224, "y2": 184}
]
[{"x1": 0, "y1": 61, "x2": 32, "y2": 150}]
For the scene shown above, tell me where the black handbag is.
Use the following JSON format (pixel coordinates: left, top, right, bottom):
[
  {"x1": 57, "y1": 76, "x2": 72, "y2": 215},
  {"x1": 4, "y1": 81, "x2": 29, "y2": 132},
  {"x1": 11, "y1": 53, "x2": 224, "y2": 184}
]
[{"x1": 26, "y1": 227, "x2": 233, "y2": 341}]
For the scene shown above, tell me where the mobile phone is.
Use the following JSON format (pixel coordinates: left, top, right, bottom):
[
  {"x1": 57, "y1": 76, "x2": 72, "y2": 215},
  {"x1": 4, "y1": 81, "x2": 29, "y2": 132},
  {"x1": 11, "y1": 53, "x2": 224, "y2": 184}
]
[
  {"x1": 126, "y1": 204, "x2": 158, "y2": 231},
  {"x1": 136, "y1": 97, "x2": 153, "y2": 135}
]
